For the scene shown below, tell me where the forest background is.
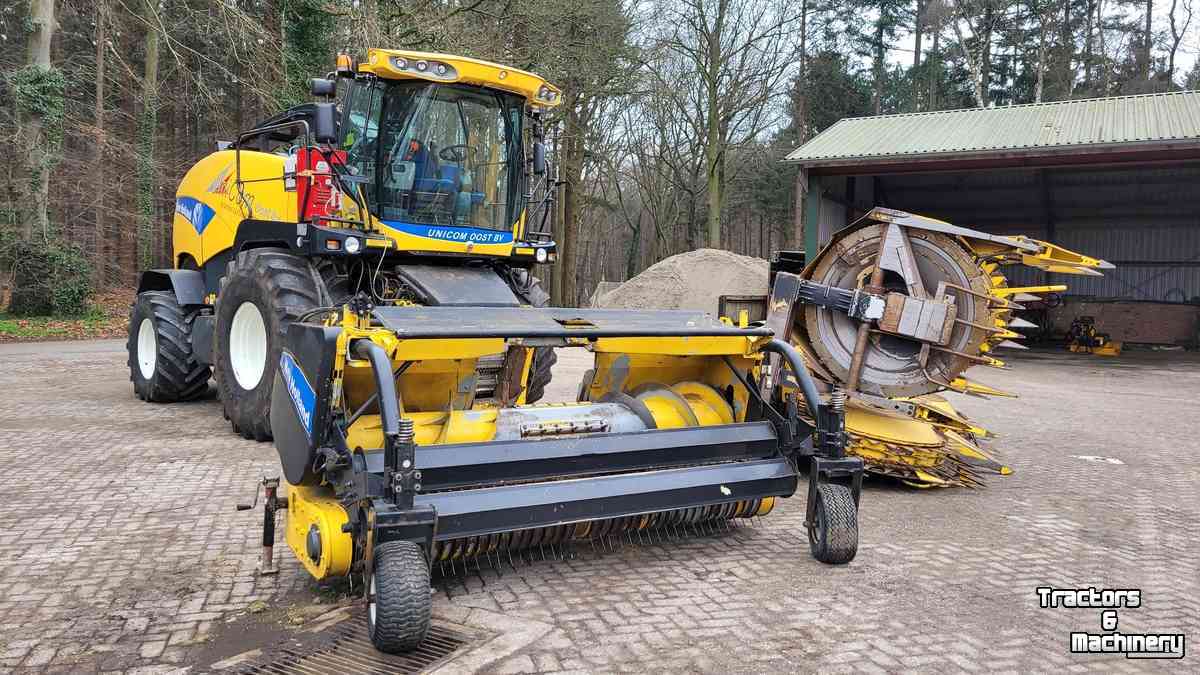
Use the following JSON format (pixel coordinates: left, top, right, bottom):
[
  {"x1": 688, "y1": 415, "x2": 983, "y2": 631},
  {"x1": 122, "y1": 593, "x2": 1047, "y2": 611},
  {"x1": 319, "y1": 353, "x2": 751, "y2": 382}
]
[{"x1": 2, "y1": 0, "x2": 1196, "y2": 317}]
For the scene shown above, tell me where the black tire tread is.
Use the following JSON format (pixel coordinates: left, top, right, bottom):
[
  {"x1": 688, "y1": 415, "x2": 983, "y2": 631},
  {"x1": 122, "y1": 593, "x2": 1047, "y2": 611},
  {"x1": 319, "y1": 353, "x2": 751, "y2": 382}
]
[
  {"x1": 369, "y1": 540, "x2": 432, "y2": 653},
  {"x1": 127, "y1": 291, "x2": 211, "y2": 402},
  {"x1": 519, "y1": 273, "x2": 556, "y2": 403},
  {"x1": 215, "y1": 249, "x2": 322, "y2": 441},
  {"x1": 810, "y1": 483, "x2": 859, "y2": 565},
  {"x1": 525, "y1": 345, "x2": 557, "y2": 403}
]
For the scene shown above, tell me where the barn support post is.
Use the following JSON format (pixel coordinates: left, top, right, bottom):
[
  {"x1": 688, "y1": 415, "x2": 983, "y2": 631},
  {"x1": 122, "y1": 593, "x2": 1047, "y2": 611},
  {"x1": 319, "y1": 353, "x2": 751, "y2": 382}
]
[
  {"x1": 803, "y1": 173, "x2": 822, "y2": 260},
  {"x1": 793, "y1": 168, "x2": 807, "y2": 250}
]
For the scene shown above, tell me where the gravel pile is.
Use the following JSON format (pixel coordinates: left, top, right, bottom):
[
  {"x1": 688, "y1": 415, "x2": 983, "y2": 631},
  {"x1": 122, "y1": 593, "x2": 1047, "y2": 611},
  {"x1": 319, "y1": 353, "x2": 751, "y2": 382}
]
[{"x1": 591, "y1": 248, "x2": 769, "y2": 313}]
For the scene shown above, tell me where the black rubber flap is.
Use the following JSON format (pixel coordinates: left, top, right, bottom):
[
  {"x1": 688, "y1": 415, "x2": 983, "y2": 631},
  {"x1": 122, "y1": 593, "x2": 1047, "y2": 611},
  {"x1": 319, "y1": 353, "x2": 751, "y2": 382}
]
[{"x1": 396, "y1": 264, "x2": 520, "y2": 307}]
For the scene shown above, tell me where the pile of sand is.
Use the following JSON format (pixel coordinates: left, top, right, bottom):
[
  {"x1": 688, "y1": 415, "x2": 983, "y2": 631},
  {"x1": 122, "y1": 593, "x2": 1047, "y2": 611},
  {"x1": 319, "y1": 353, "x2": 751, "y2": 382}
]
[{"x1": 591, "y1": 248, "x2": 769, "y2": 313}]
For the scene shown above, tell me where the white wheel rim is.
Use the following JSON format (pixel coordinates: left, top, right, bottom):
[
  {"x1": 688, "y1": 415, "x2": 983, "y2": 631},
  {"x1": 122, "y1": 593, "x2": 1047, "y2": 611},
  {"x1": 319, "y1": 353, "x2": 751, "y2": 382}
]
[
  {"x1": 368, "y1": 575, "x2": 376, "y2": 626},
  {"x1": 229, "y1": 301, "x2": 268, "y2": 390},
  {"x1": 136, "y1": 317, "x2": 157, "y2": 380}
]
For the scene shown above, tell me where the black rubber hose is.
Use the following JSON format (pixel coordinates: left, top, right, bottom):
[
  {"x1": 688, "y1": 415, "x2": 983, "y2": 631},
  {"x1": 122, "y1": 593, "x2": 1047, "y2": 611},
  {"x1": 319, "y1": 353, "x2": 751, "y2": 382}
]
[
  {"x1": 761, "y1": 338, "x2": 824, "y2": 418},
  {"x1": 351, "y1": 339, "x2": 401, "y2": 437}
]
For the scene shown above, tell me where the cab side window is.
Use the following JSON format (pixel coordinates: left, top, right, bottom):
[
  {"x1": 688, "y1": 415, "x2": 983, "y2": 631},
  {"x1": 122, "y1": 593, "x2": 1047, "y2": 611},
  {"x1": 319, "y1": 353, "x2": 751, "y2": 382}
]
[{"x1": 341, "y1": 82, "x2": 382, "y2": 206}]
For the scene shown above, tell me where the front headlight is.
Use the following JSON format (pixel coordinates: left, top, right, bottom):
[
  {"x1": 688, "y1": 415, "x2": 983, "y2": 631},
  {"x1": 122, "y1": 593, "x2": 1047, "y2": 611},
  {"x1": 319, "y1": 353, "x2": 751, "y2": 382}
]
[
  {"x1": 344, "y1": 236, "x2": 361, "y2": 254},
  {"x1": 535, "y1": 247, "x2": 548, "y2": 263}
]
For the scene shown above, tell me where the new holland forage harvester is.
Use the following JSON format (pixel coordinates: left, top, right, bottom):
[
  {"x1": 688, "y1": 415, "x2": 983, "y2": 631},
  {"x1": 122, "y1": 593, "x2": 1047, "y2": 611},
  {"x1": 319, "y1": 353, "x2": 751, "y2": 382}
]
[
  {"x1": 126, "y1": 45, "x2": 1112, "y2": 652},
  {"x1": 126, "y1": 49, "x2": 862, "y2": 653}
]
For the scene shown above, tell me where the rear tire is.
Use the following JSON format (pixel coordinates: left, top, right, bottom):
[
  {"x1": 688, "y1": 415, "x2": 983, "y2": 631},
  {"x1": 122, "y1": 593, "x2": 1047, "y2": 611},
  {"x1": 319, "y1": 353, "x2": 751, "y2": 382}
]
[
  {"x1": 214, "y1": 249, "x2": 321, "y2": 441},
  {"x1": 367, "y1": 540, "x2": 432, "y2": 653},
  {"x1": 808, "y1": 484, "x2": 859, "y2": 564},
  {"x1": 127, "y1": 291, "x2": 211, "y2": 402},
  {"x1": 518, "y1": 273, "x2": 556, "y2": 403}
]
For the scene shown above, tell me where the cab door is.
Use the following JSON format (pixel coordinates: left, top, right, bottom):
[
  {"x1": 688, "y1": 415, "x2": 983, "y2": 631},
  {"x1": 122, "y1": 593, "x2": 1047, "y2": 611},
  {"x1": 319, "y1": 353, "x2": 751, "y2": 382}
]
[{"x1": 339, "y1": 80, "x2": 383, "y2": 212}]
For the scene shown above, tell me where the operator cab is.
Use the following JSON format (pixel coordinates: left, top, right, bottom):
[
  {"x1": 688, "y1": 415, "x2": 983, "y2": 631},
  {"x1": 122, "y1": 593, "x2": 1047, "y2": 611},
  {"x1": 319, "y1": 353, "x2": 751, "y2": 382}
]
[{"x1": 340, "y1": 81, "x2": 523, "y2": 233}]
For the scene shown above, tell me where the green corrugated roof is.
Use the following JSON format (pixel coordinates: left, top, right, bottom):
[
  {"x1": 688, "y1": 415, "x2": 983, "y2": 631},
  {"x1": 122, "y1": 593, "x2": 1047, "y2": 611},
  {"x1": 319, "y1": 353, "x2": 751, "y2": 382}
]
[{"x1": 785, "y1": 90, "x2": 1200, "y2": 165}]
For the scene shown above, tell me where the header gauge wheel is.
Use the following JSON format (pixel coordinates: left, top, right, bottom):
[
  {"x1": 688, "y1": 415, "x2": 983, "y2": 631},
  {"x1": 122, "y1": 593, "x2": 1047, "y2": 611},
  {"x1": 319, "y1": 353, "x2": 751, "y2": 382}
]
[
  {"x1": 367, "y1": 540, "x2": 432, "y2": 653},
  {"x1": 808, "y1": 484, "x2": 859, "y2": 565},
  {"x1": 214, "y1": 249, "x2": 321, "y2": 441}
]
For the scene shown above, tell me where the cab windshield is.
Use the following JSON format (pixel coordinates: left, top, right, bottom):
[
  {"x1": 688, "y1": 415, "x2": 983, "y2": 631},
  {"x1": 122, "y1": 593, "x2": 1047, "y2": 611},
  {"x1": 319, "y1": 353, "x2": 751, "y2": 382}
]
[{"x1": 340, "y1": 81, "x2": 525, "y2": 232}]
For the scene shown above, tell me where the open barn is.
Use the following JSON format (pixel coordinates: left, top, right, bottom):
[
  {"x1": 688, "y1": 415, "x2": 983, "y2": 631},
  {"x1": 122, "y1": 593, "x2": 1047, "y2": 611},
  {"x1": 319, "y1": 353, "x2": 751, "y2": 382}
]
[{"x1": 788, "y1": 91, "x2": 1200, "y2": 348}]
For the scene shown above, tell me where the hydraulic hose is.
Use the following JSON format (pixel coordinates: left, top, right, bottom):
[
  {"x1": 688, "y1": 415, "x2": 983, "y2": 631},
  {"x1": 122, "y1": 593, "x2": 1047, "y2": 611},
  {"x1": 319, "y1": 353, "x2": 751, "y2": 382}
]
[
  {"x1": 351, "y1": 339, "x2": 401, "y2": 437},
  {"x1": 761, "y1": 338, "x2": 825, "y2": 420}
]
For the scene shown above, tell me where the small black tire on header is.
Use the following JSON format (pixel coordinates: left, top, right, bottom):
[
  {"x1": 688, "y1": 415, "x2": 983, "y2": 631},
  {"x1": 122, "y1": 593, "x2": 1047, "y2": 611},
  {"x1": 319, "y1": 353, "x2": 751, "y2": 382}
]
[
  {"x1": 809, "y1": 484, "x2": 859, "y2": 565},
  {"x1": 367, "y1": 540, "x2": 432, "y2": 653}
]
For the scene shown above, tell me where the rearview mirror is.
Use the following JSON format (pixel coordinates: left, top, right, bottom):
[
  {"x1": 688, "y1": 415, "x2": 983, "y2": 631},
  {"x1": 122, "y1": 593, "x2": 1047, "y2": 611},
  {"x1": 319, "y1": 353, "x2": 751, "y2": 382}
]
[
  {"x1": 532, "y1": 140, "x2": 546, "y2": 175},
  {"x1": 310, "y1": 77, "x2": 336, "y2": 98},
  {"x1": 313, "y1": 103, "x2": 337, "y2": 145}
]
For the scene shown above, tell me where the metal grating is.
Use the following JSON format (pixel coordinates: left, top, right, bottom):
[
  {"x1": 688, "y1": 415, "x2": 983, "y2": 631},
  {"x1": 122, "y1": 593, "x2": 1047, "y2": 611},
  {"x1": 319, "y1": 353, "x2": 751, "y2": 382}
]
[{"x1": 235, "y1": 618, "x2": 475, "y2": 675}]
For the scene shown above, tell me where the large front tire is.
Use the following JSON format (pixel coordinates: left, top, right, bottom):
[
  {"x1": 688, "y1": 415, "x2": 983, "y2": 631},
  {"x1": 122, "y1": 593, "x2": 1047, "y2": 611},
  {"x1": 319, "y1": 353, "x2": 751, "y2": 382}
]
[
  {"x1": 127, "y1": 291, "x2": 211, "y2": 402},
  {"x1": 367, "y1": 541, "x2": 432, "y2": 653},
  {"x1": 213, "y1": 249, "x2": 321, "y2": 441}
]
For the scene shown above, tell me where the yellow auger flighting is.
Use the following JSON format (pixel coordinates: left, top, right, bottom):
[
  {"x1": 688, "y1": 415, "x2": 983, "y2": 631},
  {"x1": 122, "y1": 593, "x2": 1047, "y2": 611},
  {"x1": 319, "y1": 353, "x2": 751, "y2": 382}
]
[{"x1": 765, "y1": 207, "x2": 1112, "y2": 487}]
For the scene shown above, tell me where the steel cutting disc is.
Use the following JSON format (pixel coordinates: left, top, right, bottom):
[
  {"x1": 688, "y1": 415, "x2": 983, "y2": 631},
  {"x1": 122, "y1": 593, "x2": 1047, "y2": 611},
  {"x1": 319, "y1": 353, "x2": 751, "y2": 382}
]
[{"x1": 803, "y1": 227, "x2": 992, "y2": 397}]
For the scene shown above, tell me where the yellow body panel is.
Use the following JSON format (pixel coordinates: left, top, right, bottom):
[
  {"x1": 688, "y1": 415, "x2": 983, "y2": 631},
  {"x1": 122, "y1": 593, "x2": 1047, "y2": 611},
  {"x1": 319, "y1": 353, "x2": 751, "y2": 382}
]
[
  {"x1": 173, "y1": 151, "x2": 295, "y2": 267},
  {"x1": 846, "y1": 405, "x2": 943, "y2": 446},
  {"x1": 390, "y1": 338, "x2": 507, "y2": 361},
  {"x1": 357, "y1": 49, "x2": 562, "y2": 108},
  {"x1": 173, "y1": 148, "x2": 528, "y2": 267},
  {"x1": 171, "y1": 208, "x2": 203, "y2": 268},
  {"x1": 592, "y1": 336, "x2": 762, "y2": 356},
  {"x1": 285, "y1": 484, "x2": 353, "y2": 580}
]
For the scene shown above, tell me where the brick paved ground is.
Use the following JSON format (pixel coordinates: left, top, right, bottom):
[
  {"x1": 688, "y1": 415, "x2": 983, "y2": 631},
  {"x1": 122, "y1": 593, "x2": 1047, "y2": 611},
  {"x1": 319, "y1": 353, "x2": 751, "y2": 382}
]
[{"x1": 0, "y1": 340, "x2": 1196, "y2": 673}]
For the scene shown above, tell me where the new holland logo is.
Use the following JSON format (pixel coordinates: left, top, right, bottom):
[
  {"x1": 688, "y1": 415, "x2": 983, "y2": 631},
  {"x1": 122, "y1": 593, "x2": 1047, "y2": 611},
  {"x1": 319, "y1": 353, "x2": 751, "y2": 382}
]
[
  {"x1": 279, "y1": 351, "x2": 316, "y2": 438},
  {"x1": 175, "y1": 196, "x2": 216, "y2": 234}
]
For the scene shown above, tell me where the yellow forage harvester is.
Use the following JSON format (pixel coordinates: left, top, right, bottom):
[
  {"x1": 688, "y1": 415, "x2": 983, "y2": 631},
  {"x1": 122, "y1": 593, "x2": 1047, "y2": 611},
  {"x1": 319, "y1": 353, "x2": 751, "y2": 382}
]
[
  {"x1": 133, "y1": 47, "x2": 868, "y2": 656},
  {"x1": 770, "y1": 208, "x2": 1112, "y2": 487}
]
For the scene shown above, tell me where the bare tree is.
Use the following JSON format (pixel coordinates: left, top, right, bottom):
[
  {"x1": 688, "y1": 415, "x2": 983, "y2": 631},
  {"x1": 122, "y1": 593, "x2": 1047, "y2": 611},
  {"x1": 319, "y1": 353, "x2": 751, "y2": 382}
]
[
  {"x1": 913, "y1": 0, "x2": 925, "y2": 110},
  {"x1": 946, "y1": 0, "x2": 1005, "y2": 107},
  {"x1": 135, "y1": 0, "x2": 161, "y2": 271},
  {"x1": 94, "y1": 0, "x2": 108, "y2": 283},
  {"x1": 1143, "y1": 0, "x2": 1153, "y2": 80},
  {"x1": 1167, "y1": 0, "x2": 1194, "y2": 83},
  {"x1": 652, "y1": 0, "x2": 800, "y2": 248},
  {"x1": 17, "y1": 0, "x2": 59, "y2": 239},
  {"x1": 1034, "y1": 0, "x2": 1053, "y2": 102}
]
